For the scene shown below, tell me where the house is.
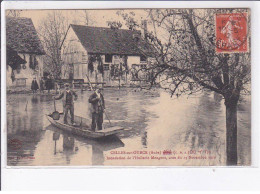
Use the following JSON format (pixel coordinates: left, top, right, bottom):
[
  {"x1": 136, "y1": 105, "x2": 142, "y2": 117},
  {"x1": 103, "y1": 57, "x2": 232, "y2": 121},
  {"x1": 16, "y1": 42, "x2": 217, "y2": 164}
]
[
  {"x1": 6, "y1": 17, "x2": 45, "y2": 89},
  {"x1": 60, "y1": 23, "x2": 156, "y2": 87}
]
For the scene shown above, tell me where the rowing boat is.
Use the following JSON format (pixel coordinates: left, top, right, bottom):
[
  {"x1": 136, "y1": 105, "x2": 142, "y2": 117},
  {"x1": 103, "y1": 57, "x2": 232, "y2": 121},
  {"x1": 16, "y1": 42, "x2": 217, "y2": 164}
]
[{"x1": 46, "y1": 114, "x2": 124, "y2": 139}]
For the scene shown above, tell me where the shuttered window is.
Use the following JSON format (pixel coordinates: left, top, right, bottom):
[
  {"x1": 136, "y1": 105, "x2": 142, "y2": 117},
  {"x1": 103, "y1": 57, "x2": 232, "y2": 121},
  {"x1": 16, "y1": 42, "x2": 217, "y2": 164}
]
[{"x1": 105, "y1": 54, "x2": 113, "y2": 63}]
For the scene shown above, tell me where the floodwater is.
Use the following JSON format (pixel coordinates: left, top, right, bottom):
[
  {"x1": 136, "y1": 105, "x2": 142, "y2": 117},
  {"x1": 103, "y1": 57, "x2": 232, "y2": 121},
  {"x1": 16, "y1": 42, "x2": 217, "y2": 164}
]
[{"x1": 7, "y1": 88, "x2": 251, "y2": 166}]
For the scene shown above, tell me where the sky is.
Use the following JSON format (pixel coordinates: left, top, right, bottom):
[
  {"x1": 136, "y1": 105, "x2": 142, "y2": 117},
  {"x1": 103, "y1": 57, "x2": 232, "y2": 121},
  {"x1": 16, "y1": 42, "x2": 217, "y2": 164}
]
[
  {"x1": 17, "y1": 9, "x2": 150, "y2": 31},
  {"x1": 5, "y1": 9, "x2": 171, "y2": 45}
]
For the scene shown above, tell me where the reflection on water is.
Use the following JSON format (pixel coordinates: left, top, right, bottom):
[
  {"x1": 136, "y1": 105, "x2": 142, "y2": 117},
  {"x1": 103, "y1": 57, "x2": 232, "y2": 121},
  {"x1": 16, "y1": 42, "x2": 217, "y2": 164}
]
[{"x1": 7, "y1": 88, "x2": 251, "y2": 166}]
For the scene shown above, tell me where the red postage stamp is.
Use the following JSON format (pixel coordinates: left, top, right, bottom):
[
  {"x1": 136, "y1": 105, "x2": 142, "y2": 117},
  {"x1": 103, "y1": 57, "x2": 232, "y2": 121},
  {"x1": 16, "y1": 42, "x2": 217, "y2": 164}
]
[{"x1": 216, "y1": 13, "x2": 248, "y2": 53}]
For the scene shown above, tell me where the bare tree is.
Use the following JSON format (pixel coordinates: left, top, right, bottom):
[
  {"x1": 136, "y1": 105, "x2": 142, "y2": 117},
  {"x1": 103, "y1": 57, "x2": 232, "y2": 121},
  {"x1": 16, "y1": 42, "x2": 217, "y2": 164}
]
[
  {"x1": 119, "y1": 9, "x2": 250, "y2": 165},
  {"x1": 71, "y1": 10, "x2": 93, "y2": 26},
  {"x1": 38, "y1": 11, "x2": 69, "y2": 80},
  {"x1": 80, "y1": 10, "x2": 92, "y2": 25}
]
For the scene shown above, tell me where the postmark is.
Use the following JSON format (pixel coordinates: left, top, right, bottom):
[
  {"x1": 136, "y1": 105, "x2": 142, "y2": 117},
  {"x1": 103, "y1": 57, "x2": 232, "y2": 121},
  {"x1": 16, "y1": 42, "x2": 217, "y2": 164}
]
[{"x1": 216, "y1": 13, "x2": 248, "y2": 53}]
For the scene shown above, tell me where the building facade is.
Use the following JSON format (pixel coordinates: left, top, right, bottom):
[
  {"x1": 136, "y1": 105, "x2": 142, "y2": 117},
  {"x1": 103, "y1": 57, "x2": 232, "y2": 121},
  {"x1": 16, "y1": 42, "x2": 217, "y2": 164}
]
[
  {"x1": 6, "y1": 17, "x2": 45, "y2": 89},
  {"x1": 60, "y1": 24, "x2": 156, "y2": 87}
]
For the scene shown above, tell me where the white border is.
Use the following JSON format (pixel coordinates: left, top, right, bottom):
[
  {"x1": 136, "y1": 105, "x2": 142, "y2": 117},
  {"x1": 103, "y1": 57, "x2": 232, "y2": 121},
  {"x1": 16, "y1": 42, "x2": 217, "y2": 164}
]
[{"x1": 1, "y1": 1, "x2": 260, "y2": 190}]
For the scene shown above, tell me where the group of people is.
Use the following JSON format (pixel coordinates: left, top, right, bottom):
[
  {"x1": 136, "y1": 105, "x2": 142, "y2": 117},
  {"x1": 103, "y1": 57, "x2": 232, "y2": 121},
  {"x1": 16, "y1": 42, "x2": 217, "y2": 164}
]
[
  {"x1": 53, "y1": 83, "x2": 105, "y2": 131},
  {"x1": 32, "y1": 76, "x2": 105, "y2": 131},
  {"x1": 31, "y1": 76, "x2": 53, "y2": 93}
]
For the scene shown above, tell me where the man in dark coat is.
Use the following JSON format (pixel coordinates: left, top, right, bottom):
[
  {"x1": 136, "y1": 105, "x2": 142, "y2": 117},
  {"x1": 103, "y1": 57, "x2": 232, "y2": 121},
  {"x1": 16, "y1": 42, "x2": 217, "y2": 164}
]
[
  {"x1": 45, "y1": 75, "x2": 52, "y2": 93},
  {"x1": 88, "y1": 87, "x2": 105, "y2": 131},
  {"x1": 31, "y1": 77, "x2": 39, "y2": 93},
  {"x1": 54, "y1": 83, "x2": 78, "y2": 124}
]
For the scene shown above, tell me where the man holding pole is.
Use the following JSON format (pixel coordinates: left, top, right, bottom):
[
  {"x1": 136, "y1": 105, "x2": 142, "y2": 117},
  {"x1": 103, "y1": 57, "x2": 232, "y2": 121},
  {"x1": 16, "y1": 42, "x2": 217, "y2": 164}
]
[
  {"x1": 54, "y1": 83, "x2": 78, "y2": 125},
  {"x1": 88, "y1": 86, "x2": 105, "y2": 131}
]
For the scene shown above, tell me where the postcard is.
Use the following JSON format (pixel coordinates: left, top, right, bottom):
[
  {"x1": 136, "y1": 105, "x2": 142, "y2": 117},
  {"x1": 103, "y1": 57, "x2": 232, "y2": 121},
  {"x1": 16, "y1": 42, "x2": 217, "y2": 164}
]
[{"x1": 5, "y1": 8, "x2": 251, "y2": 166}]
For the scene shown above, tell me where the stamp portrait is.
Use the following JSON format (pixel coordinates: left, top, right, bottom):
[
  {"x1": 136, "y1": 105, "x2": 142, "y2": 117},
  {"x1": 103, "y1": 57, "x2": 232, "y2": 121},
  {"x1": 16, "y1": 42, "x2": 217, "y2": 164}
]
[{"x1": 216, "y1": 13, "x2": 248, "y2": 53}]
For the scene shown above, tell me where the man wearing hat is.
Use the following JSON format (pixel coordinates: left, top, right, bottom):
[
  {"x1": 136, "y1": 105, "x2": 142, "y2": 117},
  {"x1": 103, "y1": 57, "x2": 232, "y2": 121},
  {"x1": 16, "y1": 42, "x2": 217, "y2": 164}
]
[
  {"x1": 54, "y1": 83, "x2": 78, "y2": 124},
  {"x1": 88, "y1": 86, "x2": 105, "y2": 131}
]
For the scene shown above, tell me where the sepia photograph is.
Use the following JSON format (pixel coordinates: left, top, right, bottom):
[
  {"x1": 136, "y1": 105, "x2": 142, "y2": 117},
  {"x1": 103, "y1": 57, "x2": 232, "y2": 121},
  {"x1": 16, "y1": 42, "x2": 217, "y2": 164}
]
[{"x1": 5, "y1": 8, "x2": 251, "y2": 167}]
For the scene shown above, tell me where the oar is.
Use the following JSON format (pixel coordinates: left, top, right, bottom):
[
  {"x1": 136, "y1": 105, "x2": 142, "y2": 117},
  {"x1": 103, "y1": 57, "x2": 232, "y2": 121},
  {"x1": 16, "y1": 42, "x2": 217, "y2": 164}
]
[
  {"x1": 103, "y1": 107, "x2": 112, "y2": 127},
  {"x1": 86, "y1": 74, "x2": 112, "y2": 126},
  {"x1": 52, "y1": 99, "x2": 60, "y2": 120}
]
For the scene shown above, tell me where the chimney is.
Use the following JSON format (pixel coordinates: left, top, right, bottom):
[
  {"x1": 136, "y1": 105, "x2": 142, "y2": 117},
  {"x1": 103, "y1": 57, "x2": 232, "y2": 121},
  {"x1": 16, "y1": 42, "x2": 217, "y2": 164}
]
[{"x1": 141, "y1": 20, "x2": 148, "y2": 39}]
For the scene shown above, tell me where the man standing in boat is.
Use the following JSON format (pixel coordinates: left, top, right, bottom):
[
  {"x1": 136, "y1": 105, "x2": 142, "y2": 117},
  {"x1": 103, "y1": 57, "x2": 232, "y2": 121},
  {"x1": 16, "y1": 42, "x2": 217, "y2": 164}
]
[
  {"x1": 53, "y1": 83, "x2": 78, "y2": 125},
  {"x1": 89, "y1": 86, "x2": 105, "y2": 131}
]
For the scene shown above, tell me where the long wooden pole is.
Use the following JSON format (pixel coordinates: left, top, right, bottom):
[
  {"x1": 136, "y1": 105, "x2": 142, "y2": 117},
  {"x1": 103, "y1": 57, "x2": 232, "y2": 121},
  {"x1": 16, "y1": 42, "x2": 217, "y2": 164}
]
[
  {"x1": 25, "y1": 100, "x2": 28, "y2": 111},
  {"x1": 86, "y1": 74, "x2": 112, "y2": 126}
]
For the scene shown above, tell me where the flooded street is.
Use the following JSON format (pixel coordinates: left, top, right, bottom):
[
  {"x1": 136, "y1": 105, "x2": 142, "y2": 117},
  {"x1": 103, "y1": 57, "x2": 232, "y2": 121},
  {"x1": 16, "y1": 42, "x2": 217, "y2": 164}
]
[{"x1": 7, "y1": 88, "x2": 251, "y2": 166}]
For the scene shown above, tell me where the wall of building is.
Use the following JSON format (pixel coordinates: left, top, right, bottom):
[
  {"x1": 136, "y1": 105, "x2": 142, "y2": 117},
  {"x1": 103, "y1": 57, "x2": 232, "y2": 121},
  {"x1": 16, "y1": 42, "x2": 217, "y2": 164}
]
[
  {"x1": 127, "y1": 56, "x2": 141, "y2": 69},
  {"x1": 61, "y1": 26, "x2": 155, "y2": 87},
  {"x1": 61, "y1": 26, "x2": 88, "y2": 82},
  {"x1": 99, "y1": 55, "x2": 145, "y2": 86},
  {"x1": 6, "y1": 53, "x2": 44, "y2": 89},
  {"x1": 86, "y1": 54, "x2": 147, "y2": 86}
]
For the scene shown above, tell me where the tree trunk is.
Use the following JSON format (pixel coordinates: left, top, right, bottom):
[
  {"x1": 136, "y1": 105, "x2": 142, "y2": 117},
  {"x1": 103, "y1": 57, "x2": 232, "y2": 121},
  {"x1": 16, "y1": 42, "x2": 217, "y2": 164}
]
[
  {"x1": 55, "y1": 82, "x2": 58, "y2": 94},
  {"x1": 118, "y1": 77, "x2": 121, "y2": 90},
  {"x1": 225, "y1": 99, "x2": 238, "y2": 165}
]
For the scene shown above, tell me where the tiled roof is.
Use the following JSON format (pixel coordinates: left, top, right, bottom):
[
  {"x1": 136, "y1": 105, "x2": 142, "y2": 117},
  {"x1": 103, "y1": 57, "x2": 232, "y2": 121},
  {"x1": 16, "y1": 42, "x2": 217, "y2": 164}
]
[
  {"x1": 70, "y1": 24, "x2": 155, "y2": 56},
  {"x1": 7, "y1": 46, "x2": 27, "y2": 69},
  {"x1": 6, "y1": 17, "x2": 45, "y2": 55}
]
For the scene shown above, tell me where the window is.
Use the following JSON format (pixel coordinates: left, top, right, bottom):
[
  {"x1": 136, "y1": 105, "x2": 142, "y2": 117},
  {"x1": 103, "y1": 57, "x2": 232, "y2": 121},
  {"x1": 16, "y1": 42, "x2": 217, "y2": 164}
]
[
  {"x1": 104, "y1": 64, "x2": 110, "y2": 71},
  {"x1": 105, "y1": 54, "x2": 113, "y2": 63},
  {"x1": 140, "y1": 55, "x2": 147, "y2": 62},
  {"x1": 16, "y1": 78, "x2": 27, "y2": 87}
]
